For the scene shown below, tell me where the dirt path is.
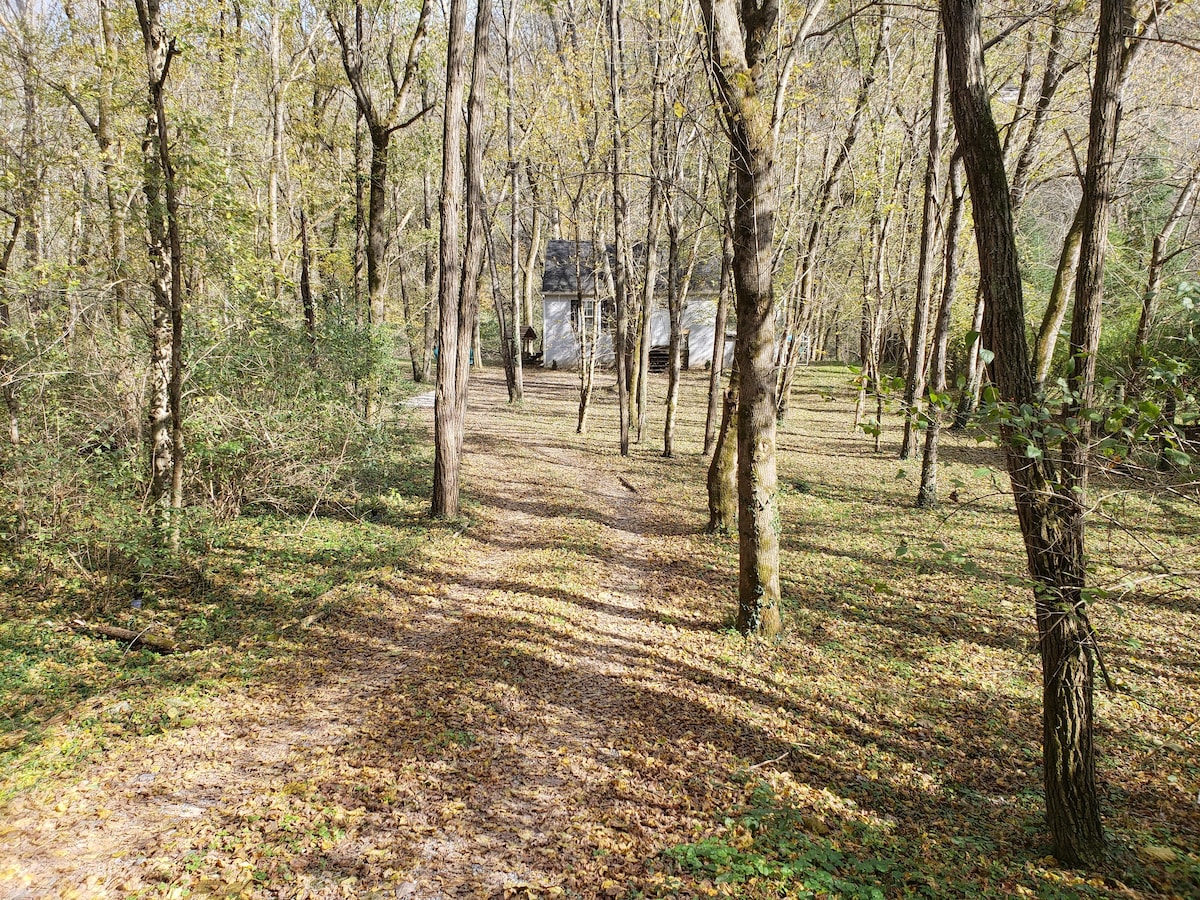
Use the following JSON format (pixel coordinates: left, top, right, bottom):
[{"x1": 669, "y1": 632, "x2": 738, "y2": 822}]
[
  {"x1": 5, "y1": 367, "x2": 1198, "y2": 899},
  {"x1": 0, "y1": 370, "x2": 767, "y2": 898}
]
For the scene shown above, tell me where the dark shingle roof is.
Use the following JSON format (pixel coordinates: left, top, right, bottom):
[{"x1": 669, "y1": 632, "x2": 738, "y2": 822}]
[
  {"x1": 542, "y1": 239, "x2": 721, "y2": 297},
  {"x1": 542, "y1": 240, "x2": 609, "y2": 295}
]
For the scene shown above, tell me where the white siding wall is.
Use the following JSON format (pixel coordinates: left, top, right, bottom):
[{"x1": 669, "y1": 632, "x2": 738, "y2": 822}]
[
  {"x1": 648, "y1": 298, "x2": 726, "y2": 368},
  {"x1": 542, "y1": 295, "x2": 726, "y2": 369},
  {"x1": 542, "y1": 297, "x2": 578, "y2": 368}
]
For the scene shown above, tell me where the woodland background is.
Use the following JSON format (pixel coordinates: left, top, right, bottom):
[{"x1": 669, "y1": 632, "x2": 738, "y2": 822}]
[{"x1": 0, "y1": 0, "x2": 1199, "y2": 893}]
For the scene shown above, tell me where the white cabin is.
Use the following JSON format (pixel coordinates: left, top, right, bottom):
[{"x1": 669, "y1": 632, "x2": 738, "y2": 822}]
[{"x1": 539, "y1": 239, "x2": 732, "y2": 370}]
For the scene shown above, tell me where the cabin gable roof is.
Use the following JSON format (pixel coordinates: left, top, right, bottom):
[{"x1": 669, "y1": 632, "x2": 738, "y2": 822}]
[{"x1": 541, "y1": 239, "x2": 721, "y2": 297}]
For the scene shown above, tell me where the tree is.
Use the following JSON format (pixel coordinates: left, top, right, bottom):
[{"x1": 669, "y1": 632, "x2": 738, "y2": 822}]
[
  {"x1": 501, "y1": 0, "x2": 524, "y2": 403},
  {"x1": 633, "y1": 12, "x2": 666, "y2": 445},
  {"x1": 707, "y1": 354, "x2": 738, "y2": 532},
  {"x1": 698, "y1": 0, "x2": 783, "y2": 637},
  {"x1": 134, "y1": 0, "x2": 185, "y2": 543},
  {"x1": 0, "y1": 212, "x2": 20, "y2": 458},
  {"x1": 704, "y1": 157, "x2": 735, "y2": 456},
  {"x1": 329, "y1": 0, "x2": 432, "y2": 421},
  {"x1": 941, "y1": 0, "x2": 1132, "y2": 864},
  {"x1": 432, "y1": 0, "x2": 491, "y2": 519},
  {"x1": 898, "y1": 31, "x2": 947, "y2": 460},
  {"x1": 1130, "y1": 160, "x2": 1200, "y2": 370},
  {"x1": 606, "y1": 0, "x2": 632, "y2": 457},
  {"x1": 916, "y1": 152, "x2": 966, "y2": 508}
]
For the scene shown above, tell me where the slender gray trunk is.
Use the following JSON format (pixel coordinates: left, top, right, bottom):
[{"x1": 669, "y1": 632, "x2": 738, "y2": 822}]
[
  {"x1": 900, "y1": 32, "x2": 947, "y2": 459},
  {"x1": 432, "y1": 0, "x2": 489, "y2": 518},
  {"x1": 917, "y1": 154, "x2": 965, "y2": 508},
  {"x1": 704, "y1": 159, "x2": 735, "y2": 455}
]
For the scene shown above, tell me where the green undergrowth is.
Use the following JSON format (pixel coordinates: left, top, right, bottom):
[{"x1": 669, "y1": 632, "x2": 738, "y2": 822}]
[
  {"x1": 659, "y1": 782, "x2": 892, "y2": 898},
  {"x1": 0, "y1": 415, "x2": 438, "y2": 796},
  {"x1": 0, "y1": 511, "x2": 428, "y2": 794},
  {"x1": 652, "y1": 780, "x2": 1180, "y2": 899}
]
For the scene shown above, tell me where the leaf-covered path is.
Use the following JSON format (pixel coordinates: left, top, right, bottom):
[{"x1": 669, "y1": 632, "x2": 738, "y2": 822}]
[
  {"x1": 1, "y1": 369, "x2": 776, "y2": 897},
  {"x1": 3, "y1": 367, "x2": 1197, "y2": 898}
]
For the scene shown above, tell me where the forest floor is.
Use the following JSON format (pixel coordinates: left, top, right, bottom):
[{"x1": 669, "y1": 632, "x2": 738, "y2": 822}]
[{"x1": 1, "y1": 365, "x2": 1198, "y2": 899}]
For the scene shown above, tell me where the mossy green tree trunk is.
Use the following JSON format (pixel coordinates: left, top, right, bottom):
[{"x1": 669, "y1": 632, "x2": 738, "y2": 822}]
[{"x1": 698, "y1": 0, "x2": 782, "y2": 638}]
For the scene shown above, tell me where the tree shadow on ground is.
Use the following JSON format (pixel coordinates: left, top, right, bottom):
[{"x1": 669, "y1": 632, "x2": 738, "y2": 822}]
[{"x1": 225, "y1": 587, "x2": 1150, "y2": 896}]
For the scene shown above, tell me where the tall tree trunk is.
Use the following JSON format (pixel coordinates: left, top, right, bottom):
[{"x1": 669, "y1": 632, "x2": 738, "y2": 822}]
[
  {"x1": 432, "y1": 0, "x2": 489, "y2": 519},
  {"x1": 367, "y1": 132, "x2": 388, "y2": 329},
  {"x1": 1033, "y1": 204, "x2": 1085, "y2": 388},
  {"x1": 699, "y1": 0, "x2": 783, "y2": 638},
  {"x1": 775, "y1": 279, "x2": 806, "y2": 405},
  {"x1": 432, "y1": 0, "x2": 468, "y2": 518},
  {"x1": 362, "y1": 130, "x2": 389, "y2": 423},
  {"x1": 1050, "y1": 0, "x2": 1126, "y2": 858},
  {"x1": 473, "y1": 313, "x2": 483, "y2": 371},
  {"x1": 576, "y1": 212, "x2": 603, "y2": 434},
  {"x1": 399, "y1": 259, "x2": 420, "y2": 380},
  {"x1": 0, "y1": 215, "x2": 21, "y2": 462},
  {"x1": 1130, "y1": 163, "x2": 1200, "y2": 369},
  {"x1": 917, "y1": 154, "x2": 965, "y2": 508},
  {"x1": 487, "y1": 229, "x2": 518, "y2": 399},
  {"x1": 704, "y1": 159, "x2": 736, "y2": 455},
  {"x1": 0, "y1": 215, "x2": 22, "y2": 544},
  {"x1": 707, "y1": 356, "x2": 738, "y2": 533},
  {"x1": 421, "y1": 168, "x2": 436, "y2": 383},
  {"x1": 16, "y1": 6, "x2": 42, "y2": 318},
  {"x1": 943, "y1": 0, "x2": 1114, "y2": 865},
  {"x1": 521, "y1": 201, "x2": 542, "y2": 332},
  {"x1": 267, "y1": 0, "x2": 284, "y2": 303},
  {"x1": 952, "y1": 286, "x2": 985, "y2": 429},
  {"x1": 662, "y1": 205, "x2": 682, "y2": 457},
  {"x1": 955, "y1": 15, "x2": 1074, "y2": 422},
  {"x1": 135, "y1": 0, "x2": 185, "y2": 545},
  {"x1": 353, "y1": 111, "x2": 367, "y2": 325},
  {"x1": 900, "y1": 31, "x2": 947, "y2": 460},
  {"x1": 635, "y1": 26, "x2": 666, "y2": 443},
  {"x1": 299, "y1": 205, "x2": 318, "y2": 368},
  {"x1": 504, "y1": 0, "x2": 523, "y2": 402},
  {"x1": 607, "y1": 0, "x2": 631, "y2": 456}
]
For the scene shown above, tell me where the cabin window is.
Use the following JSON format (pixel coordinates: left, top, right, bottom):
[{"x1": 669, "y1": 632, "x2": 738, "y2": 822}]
[
  {"x1": 572, "y1": 298, "x2": 615, "y2": 336},
  {"x1": 572, "y1": 298, "x2": 598, "y2": 336}
]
